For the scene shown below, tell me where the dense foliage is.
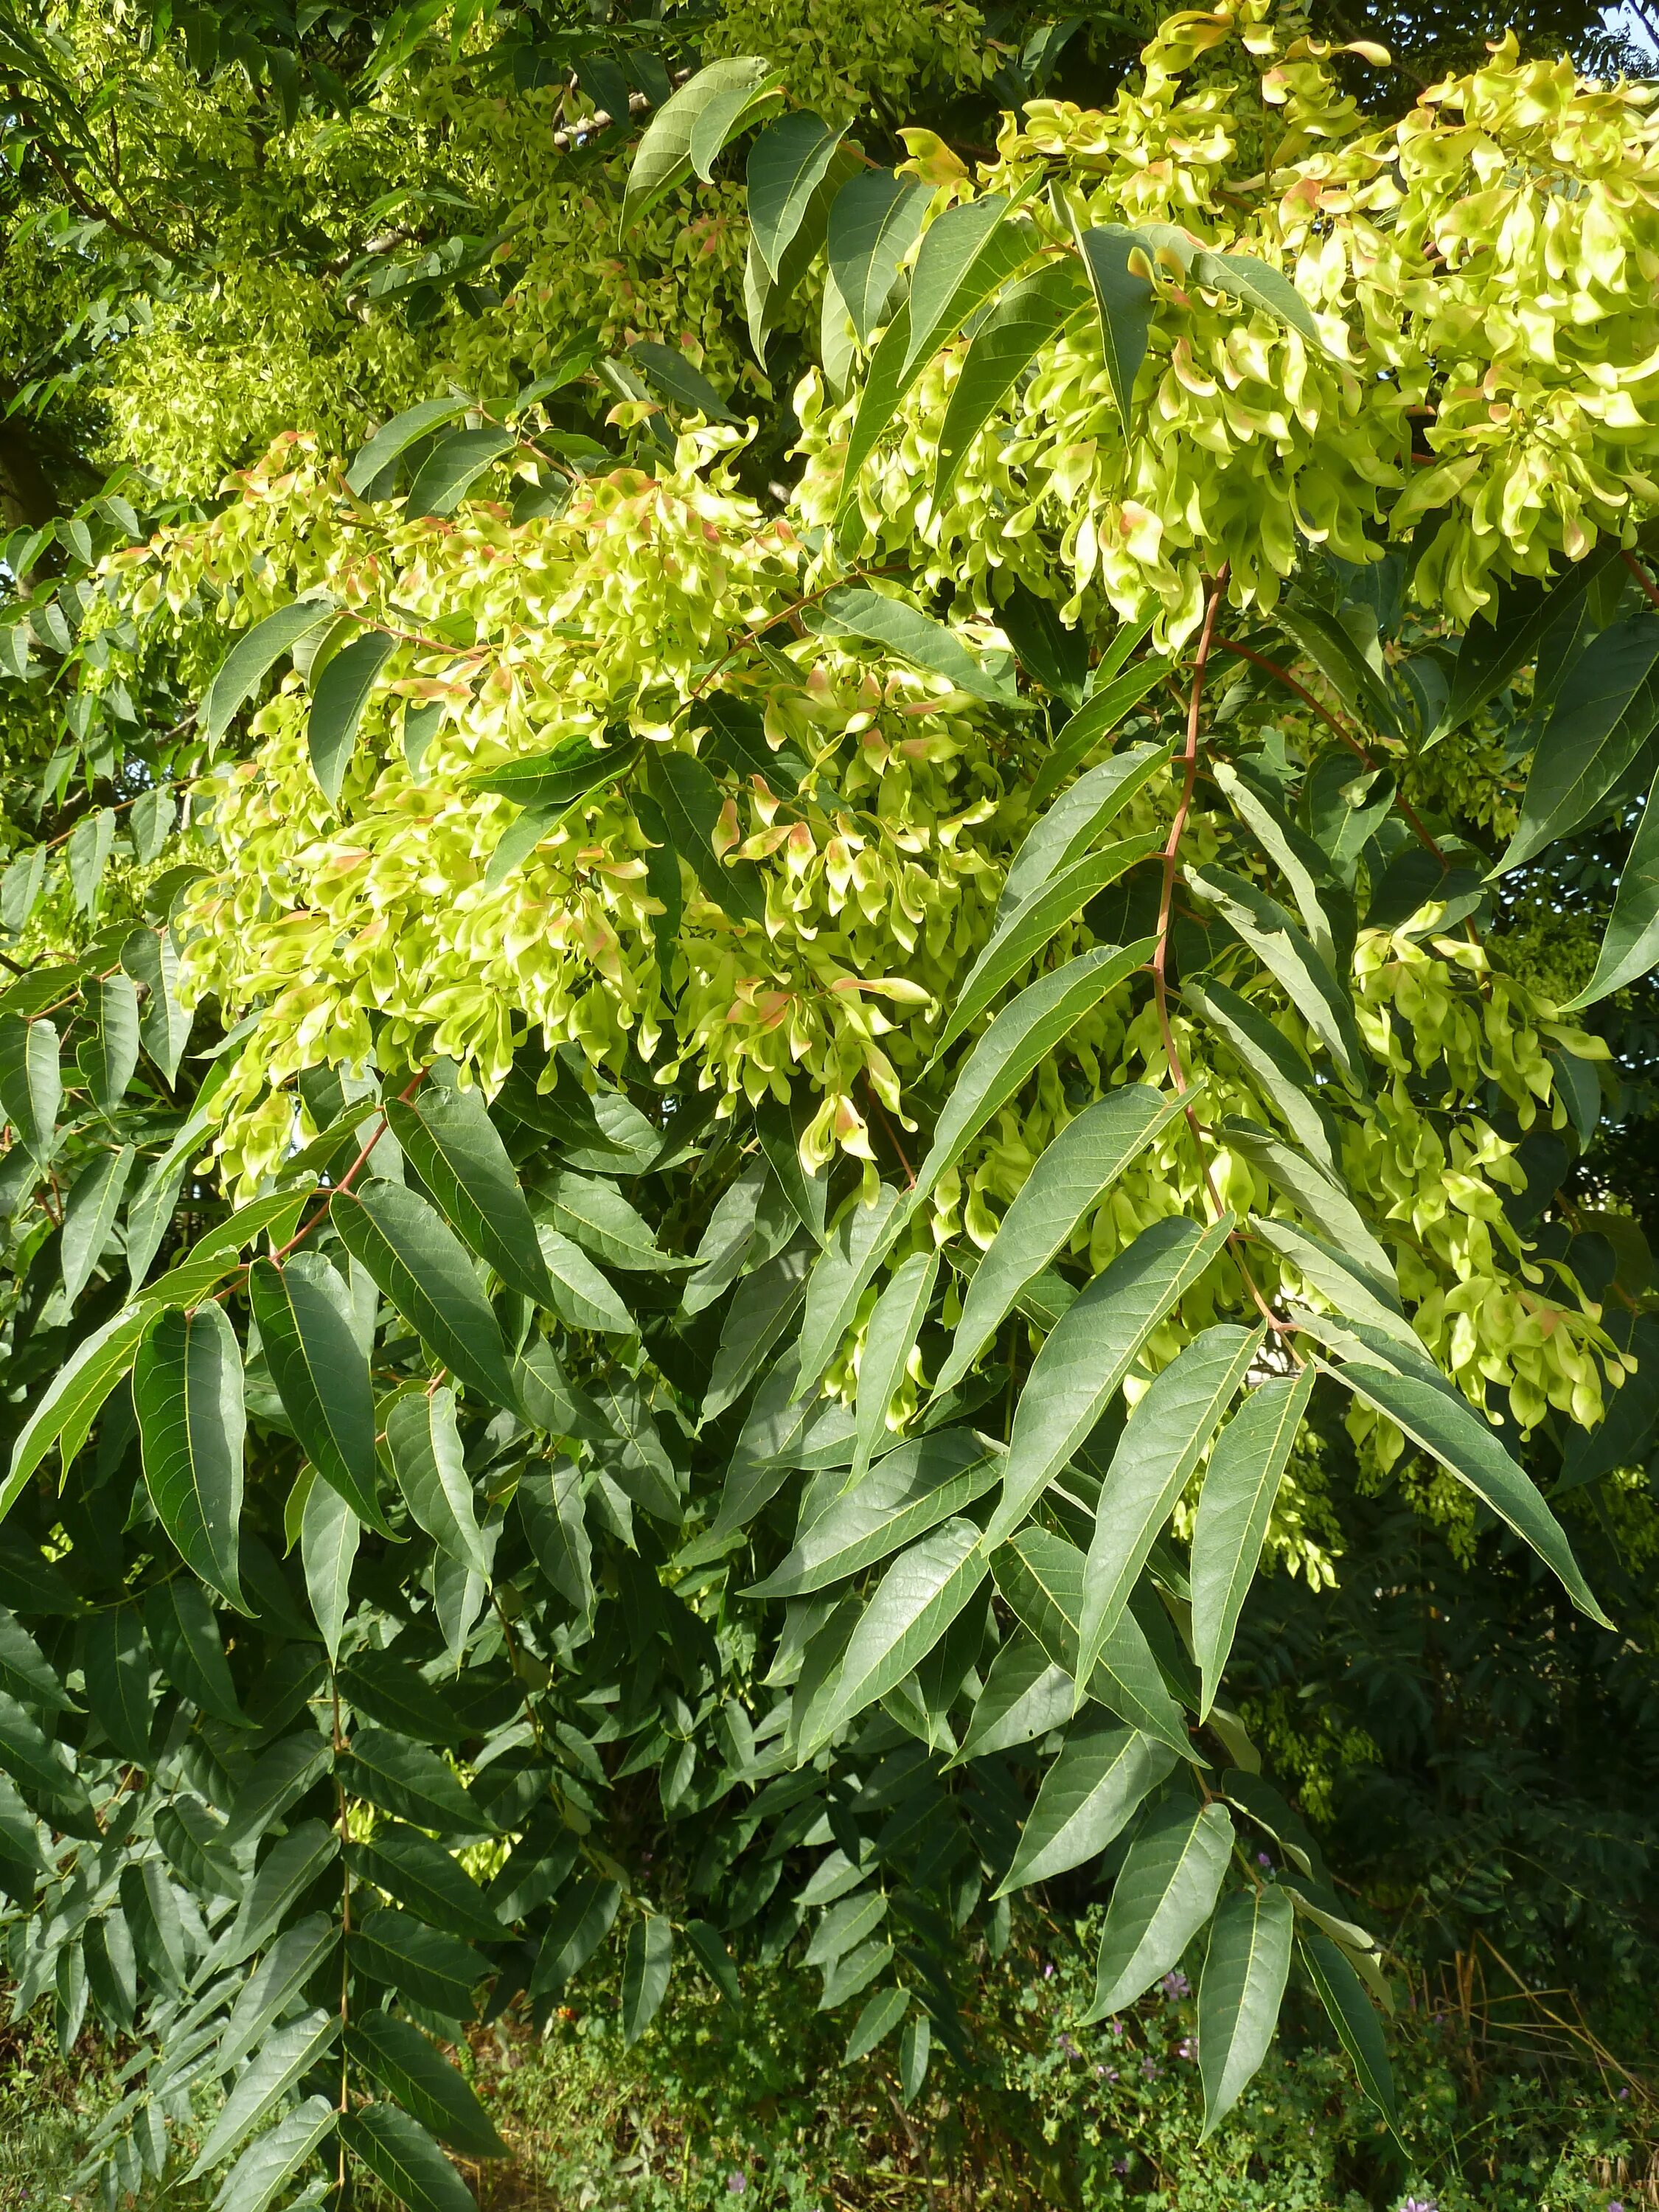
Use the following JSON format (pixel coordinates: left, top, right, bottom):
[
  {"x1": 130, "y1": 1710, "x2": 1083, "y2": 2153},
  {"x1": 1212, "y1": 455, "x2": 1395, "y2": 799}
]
[{"x1": 1, "y1": 1, "x2": 1658, "y2": 2208}]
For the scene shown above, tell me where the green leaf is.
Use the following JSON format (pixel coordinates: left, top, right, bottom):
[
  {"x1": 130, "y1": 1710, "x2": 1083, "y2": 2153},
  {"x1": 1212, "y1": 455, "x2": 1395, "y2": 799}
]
[
  {"x1": 1498, "y1": 613, "x2": 1659, "y2": 872},
  {"x1": 1180, "y1": 976, "x2": 1340, "y2": 1178},
  {"x1": 349, "y1": 2010, "x2": 506, "y2": 2157},
  {"x1": 350, "y1": 1906, "x2": 482, "y2": 2017},
  {"x1": 60, "y1": 1144, "x2": 133, "y2": 1304},
  {"x1": 218, "y1": 1916, "x2": 341, "y2": 2073},
  {"x1": 539, "y1": 1230, "x2": 636, "y2": 1336},
  {"x1": 80, "y1": 1607, "x2": 153, "y2": 1766},
  {"x1": 0, "y1": 1015, "x2": 59, "y2": 1164},
  {"x1": 911, "y1": 942, "x2": 1158, "y2": 1245},
  {"x1": 991, "y1": 1527, "x2": 1193, "y2": 1753},
  {"x1": 307, "y1": 627, "x2": 396, "y2": 804},
  {"x1": 997, "y1": 1718, "x2": 1176, "y2": 1894},
  {"x1": 900, "y1": 2014, "x2": 931, "y2": 2103},
  {"x1": 1197, "y1": 1887, "x2": 1294, "y2": 2136},
  {"x1": 338, "y1": 1650, "x2": 465, "y2": 1745},
  {"x1": 984, "y1": 1212, "x2": 1235, "y2": 1548},
  {"x1": 351, "y1": 1824, "x2": 502, "y2": 1942},
  {"x1": 1029, "y1": 658, "x2": 1172, "y2": 812},
  {"x1": 687, "y1": 64, "x2": 784, "y2": 181},
  {"x1": 749, "y1": 1431, "x2": 998, "y2": 1598},
  {"x1": 346, "y1": 1728, "x2": 490, "y2": 1836},
  {"x1": 1191, "y1": 1370, "x2": 1315, "y2": 1716},
  {"x1": 518, "y1": 1455, "x2": 593, "y2": 1614},
  {"x1": 627, "y1": 341, "x2": 737, "y2": 424},
  {"x1": 406, "y1": 428, "x2": 515, "y2": 519},
  {"x1": 749, "y1": 114, "x2": 846, "y2": 279},
  {"x1": 1438, "y1": 547, "x2": 1622, "y2": 738},
  {"x1": 622, "y1": 1916, "x2": 673, "y2": 2046},
  {"x1": 250, "y1": 1255, "x2": 394, "y2": 1534},
  {"x1": 953, "y1": 1632, "x2": 1071, "y2": 1763},
  {"x1": 80, "y1": 972, "x2": 141, "y2": 1113},
  {"x1": 939, "y1": 1086, "x2": 1185, "y2": 1391},
  {"x1": 0, "y1": 1607, "x2": 73, "y2": 1714},
  {"x1": 469, "y1": 731, "x2": 640, "y2": 815},
  {"x1": 1219, "y1": 1120, "x2": 1397, "y2": 1297},
  {"x1": 796, "y1": 1186, "x2": 904, "y2": 1395},
  {"x1": 905, "y1": 194, "x2": 1035, "y2": 380},
  {"x1": 818, "y1": 585, "x2": 1020, "y2": 707},
  {"x1": 541, "y1": 1169, "x2": 674, "y2": 1273},
  {"x1": 0, "y1": 1686, "x2": 95, "y2": 1827},
  {"x1": 1085, "y1": 1800, "x2": 1234, "y2": 2018},
  {"x1": 133, "y1": 1303, "x2": 248, "y2": 1610},
  {"x1": 827, "y1": 171, "x2": 926, "y2": 346},
  {"x1": 202, "y1": 597, "x2": 338, "y2": 749},
  {"x1": 1001, "y1": 743, "x2": 1175, "y2": 919},
  {"x1": 1073, "y1": 225, "x2": 1155, "y2": 425},
  {"x1": 623, "y1": 58, "x2": 779, "y2": 229},
  {"x1": 850, "y1": 1251, "x2": 938, "y2": 1483},
  {"x1": 1272, "y1": 602, "x2": 1402, "y2": 740},
  {"x1": 188, "y1": 2010, "x2": 338, "y2": 2177},
  {"x1": 1184, "y1": 865, "x2": 1368, "y2": 1094},
  {"x1": 1, "y1": 1304, "x2": 150, "y2": 1516},
  {"x1": 649, "y1": 748, "x2": 766, "y2": 924},
  {"x1": 212, "y1": 2096, "x2": 335, "y2": 2212},
  {"x1": 1247, "y1": 1215, "x2": 1412, "y2": 1346},
  {"x1": 341, "y1": 2104, "x2": 475, "y2": 2212},
  {"x1": 1210, "y1": 759, "x2": 1344, "y2": 971},
  {"x1": 215, "y1": 2088, "x2": 338, "y2": 2212},
  {"x1": 844, "y1": 1982, "x2": 908, "y2": 2062},
  {"x1": 534, "y1": 1876, "x2": 622, "y2": 1995},
  {"x1": 934, "y1": 840, "x2": 1161, "y2": 1064},
  {"x1": 1319, "y1": 1358, "x2": 1608, "y2": 1624},
  {"x1": 121, "y1": 925, "x2": 192, "y2": 1081},
  {"x1": 934, "y1": 260, "x2": 1088, "y2": 503},
  {"x1": 800, "y1": 1518, "x2": 989, "y2": 1756},
  {"x1": 805, "y1": 1888, "x2": 888, "y2": 1966},
  {"x1": 332, "y1": 1182, "x2": 519, "y2": 1410},
  {"x1": 1300, "y1": 1931, "x2": 1399, "y2": 2131},
  {"x1": 299, "y1": 1475, "x2": 358, "y2": 1661},
  {"x1": 834, "y1": 302, "x2": 913, "y2": 529},
  {"x1": 145, "y1": 1576, "x2": 244, "y2": 1724},
  {"x1": 226, "y1": 1734, "x2": 334, "y2": 1847},
  {"x1": 1567, "y1": 762, "x2": 1659, "y2": 1006},
  {"x1": 684, "y1": 1917, "x2": 741, "y2": 2006},
  {"x1": 386, "y1": 1387, "x2": 490, "y2": 1577},
  {"x1": 346, "y1": 398, "x2": 473, "y2": 495},
  {"x1": 212, "y1": 1823, "x2": 338, "y2": 1970},
  {"x1": 703, "y1": 1241, "x2": 811, "y2": 1420},
  {"x1": 66, "y1": 806, "x2": 115, "y2": 915},
  {"x1": 1077, "y1": 1326, "x2": 1262, "y2": 1694}
]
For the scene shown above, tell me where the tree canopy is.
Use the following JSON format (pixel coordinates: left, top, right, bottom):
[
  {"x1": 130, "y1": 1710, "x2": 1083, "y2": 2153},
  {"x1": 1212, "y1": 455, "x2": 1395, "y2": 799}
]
[{"x1": 1, "y1": 0, "x2": 1658, "y2": 2204}]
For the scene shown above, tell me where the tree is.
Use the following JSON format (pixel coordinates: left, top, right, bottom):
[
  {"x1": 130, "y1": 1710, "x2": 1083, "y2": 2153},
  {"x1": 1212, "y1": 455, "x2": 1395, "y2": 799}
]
[{"x1": 1, "y1": 0, "x2": 1658, "y2": 2204}]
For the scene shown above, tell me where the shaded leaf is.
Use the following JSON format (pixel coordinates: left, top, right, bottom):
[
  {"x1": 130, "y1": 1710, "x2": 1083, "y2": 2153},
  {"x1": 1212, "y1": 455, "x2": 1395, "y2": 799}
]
[
  {"x1": 133, "y1": 1303, "x2": 247, "y2": 1610},
  {"x1": 1191, "y1": 1369, "x2": 1315, "y2": 1716},
  {"x1": 387, "y1": 1387, "x2": 490, "y2": 1577},
  {"x1": 1084, "y1": 1799, "x2": 1233, "y2": 2018},
  {"x1": 984, "y1": 1213, "x2": 1234, "y2": 1548},
  {"x1": 1197, "y1": 1887, "x2": 1293, "y2": 2136},
  {"x1": 939, "y1": 1086, "x2": 1185, "y2": 1391},
  {"x1": 332, "y1": 1183, "x2": 520, "y2": 1410},
  {"x1": 998, "y1": 1718, "x2": 1175, "y2": 1893},
  {"x1": 349, "y1": 2009, "x2": 506, "y2": 2157},
  {"x1": 749, "y1": 1430, "x2": 998, "y2": 1597},
  {"x1": 341, "y1": 2104, "x2": 475, "y2": 2212},
  {"x1": 1077, "y1": 1326, "x2": 1262, "y2": 1694},
  {"x1": 251, "y1": 1255, "x2": 395, "y2": 1534},
  {"x1": 622, "y1": 1916, "x2": 673, "y2": 2046},
  {"x1": 202, "y1": 598, "x2": 338, "y2": 750},
  {"x1": 827, "y1": 171, "x2": 926, "y2": 345}
]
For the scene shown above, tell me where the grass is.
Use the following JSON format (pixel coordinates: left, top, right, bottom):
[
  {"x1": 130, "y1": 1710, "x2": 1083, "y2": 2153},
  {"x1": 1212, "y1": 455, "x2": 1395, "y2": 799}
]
[{"x1": 1, "y1": 1927, "x2": 1653, "y2": 2212}]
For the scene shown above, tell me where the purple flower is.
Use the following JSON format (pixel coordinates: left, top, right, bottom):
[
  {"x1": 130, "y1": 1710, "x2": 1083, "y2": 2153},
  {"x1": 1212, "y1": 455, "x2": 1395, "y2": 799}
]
[
  {"x1": 1109, "y1": 2019, "x2": 1125, "y2": 2037},
  {"x1": 1058, "y1": 2033, "x2": 1077, "y2": 2056},
  {"x1": 1140, "y1": 2057, "x2": 1160, "y2": 2079},
  {"x1": 1113, "y1": 2159, "x2": 1130, "y2": 2177},
  {"x1": 1176, "y1": 2038, "x2": 1194, "y2": 2060},
  {"x1": 1256, "y1": 1852, "x2": 1273, "y2": 1868},
  {"x1": 1158, "y1": 1969, "x2": 1190, "y2": 2000},
  {"x1": 726, "y1": 2176, "x2": 747, "y2": 2196},
  {"x1": 1043, "y1": 1964, "x2": 1054, "y2": 1979},
  {"x1": 1401, "y1": 2198, "x2": 1437, "y2": 2212}
]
